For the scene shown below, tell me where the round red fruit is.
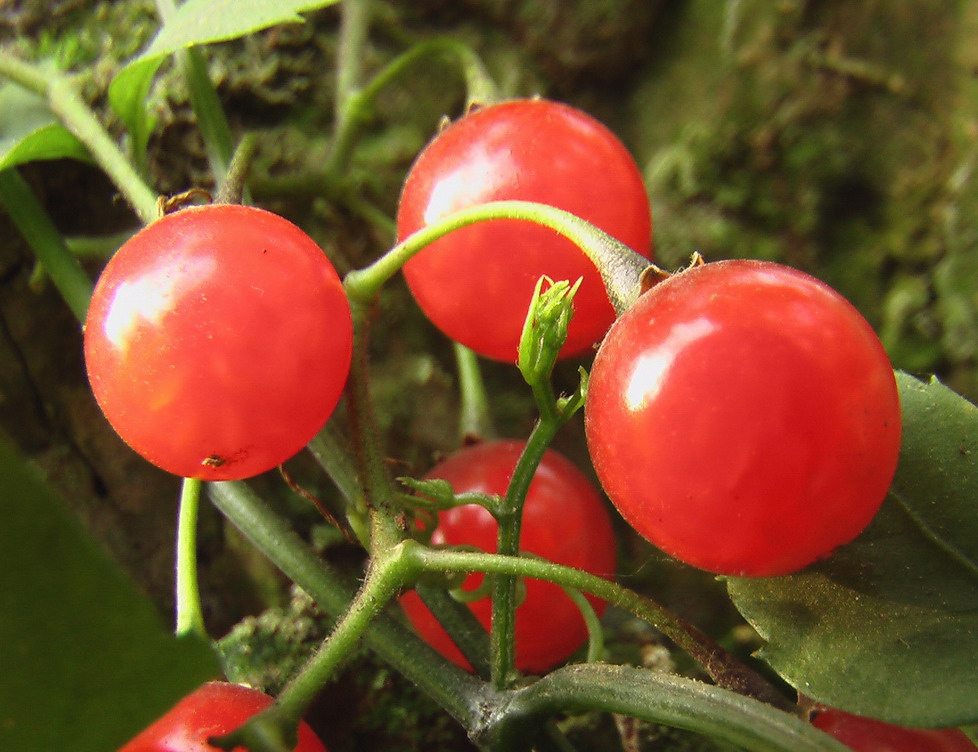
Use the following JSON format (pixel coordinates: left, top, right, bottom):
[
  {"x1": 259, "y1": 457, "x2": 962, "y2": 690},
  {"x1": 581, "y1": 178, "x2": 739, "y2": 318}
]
[
  {"x1": 399, "y1": 439, "x2": 617, "y2": 674},
  {"x1": 396, "y1": 98, "x2": 652, "y2": 362},
  {"x1": 584, "y1": 259, "x2": 901, "y2": 576},
  {"x1": 117, "y1": 681, "x2": 328, "y2": 751},
  {"x1": 84, "y1": 204, "x2": 353, "y2": 480},
  {"x1": 812, "y1": 706, "x2": 977, "y2": 752}
]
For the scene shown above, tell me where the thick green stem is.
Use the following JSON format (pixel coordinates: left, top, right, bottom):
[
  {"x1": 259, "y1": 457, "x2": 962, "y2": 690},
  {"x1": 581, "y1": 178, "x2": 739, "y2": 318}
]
[
  {"x1": 0, "y1": 169, "x2": 93, "y2": 321},
  {"x1": 480, "y1": 664, "x2": 848, "y2": 752},
  {"x1": 272, "y1": 540, "x2": 411, "y2": 726},
  {"x1": 345, "y1": 302, "x2": 404, "y2": 548},
  {"x1": 344, "y1": 200, "x2": 648, "y2": 314},
  {"x1": 207, "y1": 481, "x2": 486, "y2": 724},
  {"x1": 174, "y1": 477, "x2": 206, "y2": 638},
  {"x1": 306, "y1": 417, "x2": 366, "y2": 512}
]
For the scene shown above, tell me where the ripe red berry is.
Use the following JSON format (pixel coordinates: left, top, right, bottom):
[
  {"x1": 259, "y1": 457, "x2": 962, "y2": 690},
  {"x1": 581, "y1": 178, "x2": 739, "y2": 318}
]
[
  {"x1": 585, "y1": 259, "x2": 901, "y2": 576},
  {"x1": 396, "y1": 98, "x2": 652, "y2": 362},
  {"x1": 117, "y1": 681, "x2": 328, "y2": 751},
  {"x1": 812, "y1": 706, "x2": 977, "y2": 752},
  {"x1": 84, "y1": 205, "x2": 353, "y2": 480},
  {"x1": 399, "y1": 440, "x2": 617, "y2": 673}
]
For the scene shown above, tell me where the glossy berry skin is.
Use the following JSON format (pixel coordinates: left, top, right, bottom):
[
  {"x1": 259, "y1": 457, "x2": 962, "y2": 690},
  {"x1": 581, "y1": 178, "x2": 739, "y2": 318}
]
[
  {"x1": 584, "y1": 260, "x2": 901, "y2": 576},
  {"x1": 117, "y1": 681, "x2": 328, "y2": 751},
  {"x1": 812, "y1": 707, "x2": 977, "y2": 752},
  {"x1": 399, "y1": 440, "x2": 617, "y2": 674},
  {"x1": 84, "y1": 205, "x2": 353, "y2": 480},
  {"x1": 396, "y1": 98, "x2": 652, "y2": 362}
]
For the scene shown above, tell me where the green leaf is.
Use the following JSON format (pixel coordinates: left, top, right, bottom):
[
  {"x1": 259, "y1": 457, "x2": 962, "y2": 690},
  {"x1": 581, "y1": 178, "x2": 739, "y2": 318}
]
[
  {"x1": 107, "y1": 57, "x2": 163, "y2": 168},
  {"x1": 108, "y1": 0, "x2": 339, "y2": 165},
  {"x1": 0, "y1": 431, "x2": 221, "y2": 751},
  {"x1": 0, "y1": 81, "x2": 90, "y2": 169},
  {"x1": 727, "y1": 372, "x2": 978, "y2": 728}
]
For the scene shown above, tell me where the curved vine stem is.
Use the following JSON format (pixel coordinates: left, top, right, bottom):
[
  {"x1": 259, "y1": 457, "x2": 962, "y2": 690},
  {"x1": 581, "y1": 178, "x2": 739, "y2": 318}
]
[
  {"x1": 344, "y1": 200, "x2": 649, "y2": 315},
  {"x1": 326, "y1": 31, "x2": 499, "y2": 180},
  {"x1": 412, "y1": 544, "x2": 792, "y2": 709}
]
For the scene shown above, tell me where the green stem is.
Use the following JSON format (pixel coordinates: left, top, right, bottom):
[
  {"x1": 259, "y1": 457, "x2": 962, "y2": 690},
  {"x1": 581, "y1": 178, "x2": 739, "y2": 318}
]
[
  {"x1": 271, "y1": 540, "x2": 411, "y2": 729},
  {"x1": 49, "y1": 84, "x2": 158, "y2": 223},
  {"x1": 344, "y1": 200, "x2": 648, "y2": 314},
  {"x1": 306, "y1": 417, "x2": 366, "y2": 511},
  {"x1": 481, "y1": 664, "x2": 848, "y2": 752},
  {"x1": 207, "y1": 481, "x2": 485, "y2": 723},
  {"x1": 324, "y1": 0, "x2": 373, "y2": 179},
  {"x1": 344, "y1": 300, "x2": 406, "y2": 551},
  {"x1": 414, "y1": 545, "x2": 791, "y2": 709},
  {"x1": 454, "y1": 343, "x2": 496, "y2": 442},
  {"x1": 214, "y1": 132, "x2": 259, "y2": 204},
  {"x1": 415, "y1": 581, "x2": 492, "y2": 678},
  {"x1": 175, "y1": 477, "x2": 206, "y2": 638},
  {"x1": 155, "y1": 0, "x2": 236, "y2": 185},
  {"x1": 326, "y1": 32, "x2": 497, "y2": 179},
  {"x1": 489, "y1": 418, "x2": 562, "y2": 688},
  {"x1": 561, "y1": 586, "x2": 604, "y2": 664},
  {"x1": 0, "y1": 169, "x2": 93, "y2": 321},
  {"x1": 0, "y1": 51, "x2": 158, "y2": 223}
]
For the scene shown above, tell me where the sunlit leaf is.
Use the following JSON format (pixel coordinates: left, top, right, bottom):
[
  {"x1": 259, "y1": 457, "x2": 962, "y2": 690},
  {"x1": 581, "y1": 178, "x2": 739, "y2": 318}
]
[{"x1": 0, "y1": 81, "x2": 90, "y2": 169}]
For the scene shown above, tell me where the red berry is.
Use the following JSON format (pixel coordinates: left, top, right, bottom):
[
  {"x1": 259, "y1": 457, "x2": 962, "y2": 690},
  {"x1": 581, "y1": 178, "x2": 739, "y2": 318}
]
[
  {"x1": 397, "y1": 98, "x2": 652, "y2": 362},
  {"x1": 117, "y1": 681, "x2": 328, "y2": 751},
  {"x1": 84, "y1": 205, "x2": 353, "y2": 480},
  {"x1": 585, "y1": 260, "x2": 901, "y2": 576},
  {"x1": 812, "y1": 707, "x2": 977, "y2": 752},
  {"x1": 400, "y1": 440, "x2": 617, "y2": 673}
]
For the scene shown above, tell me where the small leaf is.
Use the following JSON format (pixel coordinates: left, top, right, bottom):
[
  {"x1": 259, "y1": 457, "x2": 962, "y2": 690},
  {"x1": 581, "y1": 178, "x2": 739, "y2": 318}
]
[
  {"x1": 727, "y1": 372, "x2": 978, "y2": 728},
  {"x1": 399, "y1": 477, "x2": 457, "y2": 507},
  {"x1": 0, "y1": 431, "x2": 221, "y2": 751},
  {"x1": 0, "y1": 81, "x2": 90, "y2": 169},
  {"x1": 107, "y1": 57, "x2": 163, "y2": 164}
]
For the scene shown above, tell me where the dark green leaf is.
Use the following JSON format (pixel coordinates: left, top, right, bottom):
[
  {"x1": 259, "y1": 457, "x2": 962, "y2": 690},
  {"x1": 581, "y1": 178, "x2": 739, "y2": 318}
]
[
  {"x1": 0, "y1": 81, "x2": 90, "y2": 169},
  {"x1": 727, "y1": 372, "x2": 978, "y2": 727},
  {"x1": 0, "y1": 431, "x2": 221, "y2": 751}
]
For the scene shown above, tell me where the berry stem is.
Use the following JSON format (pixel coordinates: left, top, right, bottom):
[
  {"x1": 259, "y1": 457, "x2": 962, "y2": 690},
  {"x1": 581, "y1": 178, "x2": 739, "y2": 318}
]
[
  {"x1": 174, "y1": 477, "x2": 206, "y2": 638},
  {"x1": 344, "y1": 200, "x2": 650, "y2": 315},
  {"x1": 207, "y1": 480, "x2": 486, "y2": 724}
]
